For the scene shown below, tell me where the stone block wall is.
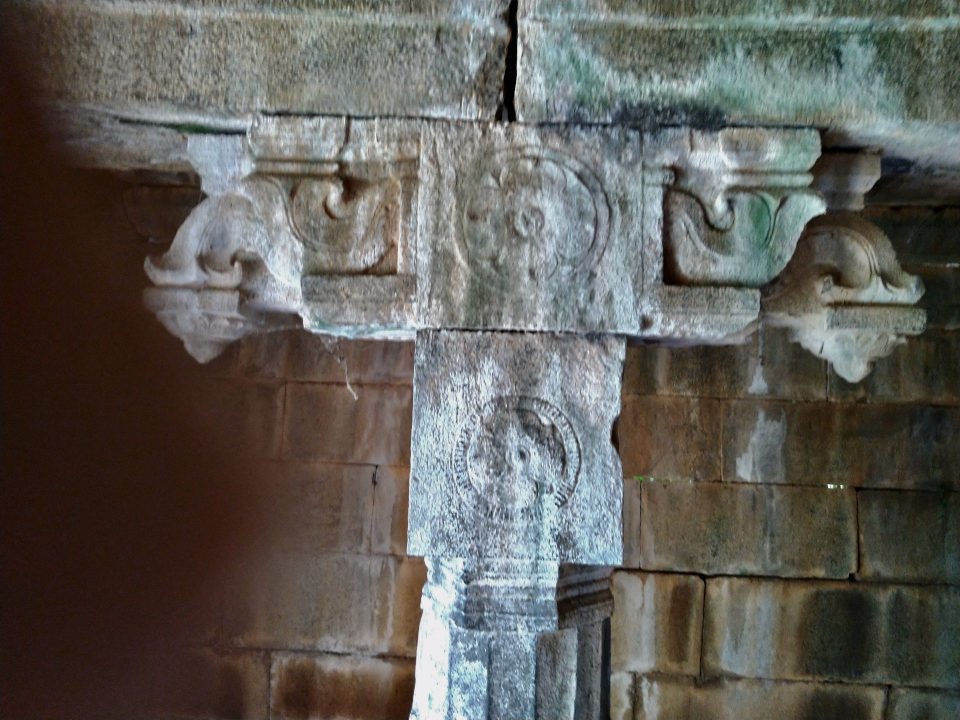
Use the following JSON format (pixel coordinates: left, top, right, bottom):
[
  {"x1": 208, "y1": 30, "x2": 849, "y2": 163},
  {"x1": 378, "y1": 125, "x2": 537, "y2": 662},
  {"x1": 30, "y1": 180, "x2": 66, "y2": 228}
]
[
  {"x1": 119, "y1": 186, "x2": 957, "y2": 719},
  {"x1": 195, "y1": 333, "x2": 423, "y2": 720},
  {"x1": 612, "y1": 206, "x2": 960, "y2": 720}
]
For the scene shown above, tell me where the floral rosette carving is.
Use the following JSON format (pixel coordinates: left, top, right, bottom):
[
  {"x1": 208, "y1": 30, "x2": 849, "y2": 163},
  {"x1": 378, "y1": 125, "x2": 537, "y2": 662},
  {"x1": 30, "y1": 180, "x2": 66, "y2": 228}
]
[
  {"x1": 459, "y1": 148, "x2": 610, "y2": 287},
  {"x1": 453, "y1": 396, "x2": 581, "y2": 523}
]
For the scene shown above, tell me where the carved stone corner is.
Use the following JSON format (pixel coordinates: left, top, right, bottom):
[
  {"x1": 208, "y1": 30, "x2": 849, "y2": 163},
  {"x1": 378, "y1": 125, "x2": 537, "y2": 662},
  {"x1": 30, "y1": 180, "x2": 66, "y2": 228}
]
[
  {"x1": 143, "y1": 177, "x2": 306, "y2": 362},
  {"x1": 762, "y1": 213, "x2": 926, "y2": 382},
  {"x1": 661, "y1": 127, "x2": 827, "y2": 287}
]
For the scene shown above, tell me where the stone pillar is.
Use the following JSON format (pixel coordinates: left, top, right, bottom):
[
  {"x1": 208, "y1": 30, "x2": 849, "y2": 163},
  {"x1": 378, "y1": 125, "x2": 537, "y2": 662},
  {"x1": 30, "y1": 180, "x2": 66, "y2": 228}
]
[
  {"x1": 408, "y1": 331, "x2": 624, "y2": 719},
  {"x1": 128, "y1": 115, "x2": 928, "y2": 720}
]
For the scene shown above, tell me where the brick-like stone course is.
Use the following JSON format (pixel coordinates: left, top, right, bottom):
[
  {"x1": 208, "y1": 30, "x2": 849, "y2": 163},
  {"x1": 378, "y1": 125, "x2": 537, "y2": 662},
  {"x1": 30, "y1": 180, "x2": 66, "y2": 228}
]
[
  {"x1": 258, "y1": 461, "x2": 376, "y2": 556},
  {"x1": 140, "y1": 647, "x2": 271, "y2": 720},
  {"x1": 623, "y1": 327, "x2": 825, "y2": 401},
  {"x1": 619, "y1": 396, "x2": 721, "y2": 482},
  {"x1": 703, "y1": 578, "x2": 960, "y2": 688},
  {"x1": 204, "y1": 284, "x2": 960, "y2": 718},
  {"x1": 858, "y1": 490, "x2": 960, "y2": 584},
  {"x1": 270, "y1": 652, "x2": 415, "y2": 720},
  {"x1": 212, "y1": 380, "x2": 286, "y2": 460},
  {"x1": 223, "y1": 553, "x2": 425, "y2": 657},
  {"x1": 283, "y1": 382, "x2": 412, "y2": 465},
  {"x1": 723, "y1": 400, "x2": 960, "y2": 490},
  {"x1": 639, "y1": 481, "x2": 856, "y2": 578},
  {"x1": 371, "y1": 465, "x2": 411, "y2": 556},
  {"x1": 614, "y1": 675, "x2": 886, "y2": 720},
  {"x1": 867, "y1": 207, "x2": 960, "y2": 267},
  {"x1": 245, "y1": 461, "x2": 412, "y2": 559},
  {"x1": 611, "y1": 572, "x2": 704, "y2": 676},
  {"x1": 285, "y1": 333, "x2": 414, "y2": 385},
  {"x1": 887, "y1": 688, "x2": 960, "y2": 720},
  {"x1": 828, "y1": 331, "x2": 960, "y2": 405},
  {"x1": 196, "y1": 649, "x2": 270, "y2": 720},
  {"x1": 622, "y1": 475, "x2": 643, "y2": 567}
]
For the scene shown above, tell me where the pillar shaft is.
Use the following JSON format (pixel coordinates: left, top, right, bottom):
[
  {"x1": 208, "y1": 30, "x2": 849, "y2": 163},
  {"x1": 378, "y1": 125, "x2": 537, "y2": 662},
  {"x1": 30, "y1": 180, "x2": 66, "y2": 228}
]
[{"x1": 407, "y1": 331, "x2": 624, "y2": 719}]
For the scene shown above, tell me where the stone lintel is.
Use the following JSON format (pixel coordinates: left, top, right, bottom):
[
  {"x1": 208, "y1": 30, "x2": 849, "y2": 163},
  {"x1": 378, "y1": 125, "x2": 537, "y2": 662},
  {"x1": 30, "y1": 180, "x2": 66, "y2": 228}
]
[
  {"x1": 140, "y1": 117, "x2": 845, "y2": 363},
  {"x1": 515, "y1": 0, "x2": 960, "y2": 180},
  {"x1": 8, "y1": 0, "x2": 510, "y2": 123}
]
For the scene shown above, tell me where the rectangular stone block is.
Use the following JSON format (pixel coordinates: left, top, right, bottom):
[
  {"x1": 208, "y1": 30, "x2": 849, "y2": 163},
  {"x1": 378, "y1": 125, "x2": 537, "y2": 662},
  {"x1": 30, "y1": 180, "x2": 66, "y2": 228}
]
[
  {"x1": 371, "y1": 465, "x2": 411, "y2": 556},
  {"x1": 10, "y1": 0, "x2": 509, "y2": 122},
  {"x1": 213, "y1": 379, "x2": 286, "y2": 459},
  {"x1": 858, "y1": 490, "x2": 960, "y2": 584},
  {"x1": 624, "y1": 675, "x2": 885, "y2": 720},
  {"x1": 270, "y1": 652, "x2": 415, "y2": 720},
  {"x1": 197, "y1": 649, "x2": 270, "y2": 720},
  {"x1": 283, "y1": 382, "x2": 412, "y2": 465},
  {"x1": 610, "y1": 571, "x2": 704, "y2": 676},
  {"x1": 619, "y1": 396, "x2": 721, "y2": 482},
  {"x1": 515, "y1": 2, "x2": 960, "y2": 171},
  {"x1": 408, "y1": 331, "x2": 625, "y2": 564},
  {"x1": 914, "y1": 266, "x2": 960, "y2": 330},
  {"x1": 867, "y1": 207, "x2": 960, "y2": 267},
  {"x1": 723, "y1": 400, "x2": 960, "y2": 490},
  {"x1": 703, "y1": 578, "x2": 960, "y2": 688},
  {"x1": 623, "y1": 326, "x2": 827, "y2": 401},
  {"x1": 218, "y1": 329, "x2": 291, "y2": 381},
  {"x1": 828, "y1": 331, "x2": 960, "y2": 404},
  {"x1": 640, "y1": 481, "x2": 856, "y2": 578},
  {"x1": 610, "y1": 671, "x2": 634, "y2": 720},
  {"x1": 887, "y1": 688, "x2": 960, "y2": 720},
  {"x1": 416, "y1": 122, "x2": 647, "y2": 334},
  {"x1": 144, "y1": 647, "x2": 271, "y2": 720},
  {"x1": 224, "y1": 553, "x2": 424, "y2": 657},
  {"x1": 622, "y1": 475, "x2": 643, "y2": 567},
  {"x1": 258, "y1": 461, "x2": 376, "y2": 555},
  {"x1": 285, "y1": 333, "x2": 414, "y2": 385}
]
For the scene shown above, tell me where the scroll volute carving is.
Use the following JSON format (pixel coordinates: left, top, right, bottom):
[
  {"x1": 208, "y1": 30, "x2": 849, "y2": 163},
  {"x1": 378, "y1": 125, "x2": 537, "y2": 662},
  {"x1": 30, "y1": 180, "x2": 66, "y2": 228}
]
[
  {"x1": 143, "y1": 178, "x2": 305, "y2": 362},
  {"x1": 763, "y1": 213, "x2": 926, "y2": 382},
  {"x1": 287, "y1": 159, "x2": 412, "y2": 276},
  {"x1": 663, "y1": 128, "x2": 827, "y2": 287}
]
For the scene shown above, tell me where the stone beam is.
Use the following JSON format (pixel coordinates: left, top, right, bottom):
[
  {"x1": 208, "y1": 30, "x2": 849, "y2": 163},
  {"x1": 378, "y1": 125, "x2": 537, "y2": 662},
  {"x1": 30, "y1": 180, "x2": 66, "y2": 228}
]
[
  {"x1": 142, "y1": 117, "x2": 835, "y2": 357},
  {"x1": 7, "y1": 0, "x2": 510, "y2": 124},
  {"x1": 515, "y1": 0, "x2": 960, "y2": 177}
]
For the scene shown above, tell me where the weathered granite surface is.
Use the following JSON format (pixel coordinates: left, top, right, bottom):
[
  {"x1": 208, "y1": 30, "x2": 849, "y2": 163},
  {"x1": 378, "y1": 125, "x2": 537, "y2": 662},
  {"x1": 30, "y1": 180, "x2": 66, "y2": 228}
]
[
  {"x1": 516, "y1": 0, "x2": 960, "y2": 175},
  {"x1": 408, "y1": 331, "x2": 623, "y2": 719},
  {"x1": 142, "y1": 117, "x2": 837, "y2": 359},
  {"x1": 408, "y1": 331, "x2": 624, "y2": 563},
  {"x1": 6, "y1": 0, "x2": 510, "y2": 123},
  {"x1": 417, "y1": 122, "x2": 645, "y2": 333}
]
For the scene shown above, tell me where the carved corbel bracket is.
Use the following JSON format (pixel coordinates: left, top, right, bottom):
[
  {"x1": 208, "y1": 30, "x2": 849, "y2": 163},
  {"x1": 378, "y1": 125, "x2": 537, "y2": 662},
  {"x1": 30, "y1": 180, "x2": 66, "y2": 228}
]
[
  {"x1": 143, "y1": 119, "x2": 421, "y2": 360},
  {"x1": 762, "y1": 153, "x2": 926, "y2": 381},
  {"x1": 763, "y1": 213, "x2": 925, "y2": 382},
  {"x1": 660, "y1": 128, "x2": 827, "y2": 287},
  {"x1": 143, "y1": 135, "x2": 306, "y2": 361}
]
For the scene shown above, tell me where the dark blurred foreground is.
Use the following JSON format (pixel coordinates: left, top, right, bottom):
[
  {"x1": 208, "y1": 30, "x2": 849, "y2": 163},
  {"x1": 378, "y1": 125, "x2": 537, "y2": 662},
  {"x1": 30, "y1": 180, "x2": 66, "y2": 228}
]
[{"x1": 0, "y1": 29, "x2": 277, "y2": 720}]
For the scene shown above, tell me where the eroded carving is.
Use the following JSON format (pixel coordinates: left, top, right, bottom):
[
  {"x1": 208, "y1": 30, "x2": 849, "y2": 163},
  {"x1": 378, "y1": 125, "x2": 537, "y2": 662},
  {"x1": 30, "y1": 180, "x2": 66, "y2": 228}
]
[
  {"x1": 285, "y1": 160, "x2": 415, "y2": 276},
  {"x1": 144, "y1": 120, "x2": 422, "y2": 358},
  {"x1": 458, "y1": 148, "x2": 610, "y2": 285},
  {"x1": 763, "y1": 213, "x2": 926, "y2": 382},
  {"x1": 453, "y1": 395, "x2": 581, "y2": 522},
  {"x1": 144, "y1": 177, "x2": 305, "y2": 362},
  {"x1": 661, "y1": 128, "x2": 826, "y2": 287}
]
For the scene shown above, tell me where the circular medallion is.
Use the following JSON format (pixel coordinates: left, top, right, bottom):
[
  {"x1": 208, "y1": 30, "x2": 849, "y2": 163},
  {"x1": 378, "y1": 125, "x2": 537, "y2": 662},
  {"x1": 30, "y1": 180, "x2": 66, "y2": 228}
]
[
  {"x1": 459, "y1": 148, "x2": 610, "y2": 286},
  {"x1": 453, "y1": 396, "x2": 581, "y2": 522}
]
